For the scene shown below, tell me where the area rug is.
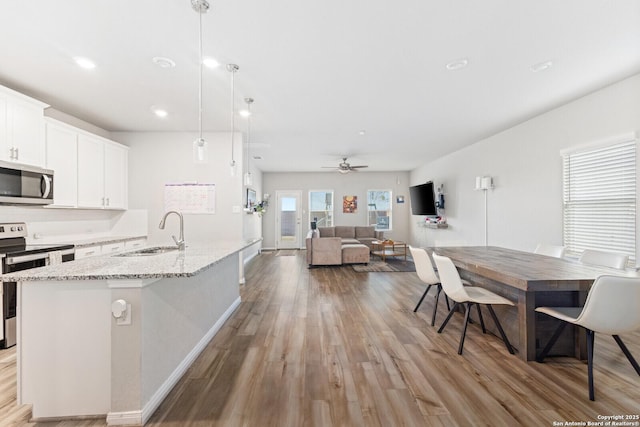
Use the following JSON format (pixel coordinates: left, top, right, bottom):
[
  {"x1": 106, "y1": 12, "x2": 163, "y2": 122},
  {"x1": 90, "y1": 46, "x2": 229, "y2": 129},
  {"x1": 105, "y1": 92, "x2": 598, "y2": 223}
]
[{"x1": 352, "y1": 258, "x2": 416, "y2": 272}]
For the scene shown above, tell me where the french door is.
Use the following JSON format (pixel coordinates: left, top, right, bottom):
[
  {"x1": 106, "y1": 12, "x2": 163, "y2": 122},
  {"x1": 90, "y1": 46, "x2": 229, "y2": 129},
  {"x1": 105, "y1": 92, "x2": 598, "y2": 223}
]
[{"x1": 275, "y1": 190, "x2": 302, "y2": 249}]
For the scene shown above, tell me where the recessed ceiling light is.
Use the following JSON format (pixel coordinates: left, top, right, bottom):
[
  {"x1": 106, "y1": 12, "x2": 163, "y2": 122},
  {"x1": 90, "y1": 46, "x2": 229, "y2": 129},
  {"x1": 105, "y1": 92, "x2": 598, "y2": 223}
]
[
  {"x1": 152, "y1": 56, "x2": 176, "y2": 68},
  {"x1": 531, "y1": 60, "x2": 553, "y2": 72},
  {"x1": 239, "y1": 109, "x2": 251, "y2": 117},
  {"x1": 358, "y1": 130, "x2": 366, "y2": 135},
  {"x1": 150, "y1": 106, "x2": 168, "y2": 118},
  {"x1": 74, "y1": 57, "x2": 96, "y2": 70},
  {"x1": 202, "y1": 57, "x2": 220, "y2": 69},
  {"x1": 445, "y1": 58, "x2": 469, "y2": 71}
]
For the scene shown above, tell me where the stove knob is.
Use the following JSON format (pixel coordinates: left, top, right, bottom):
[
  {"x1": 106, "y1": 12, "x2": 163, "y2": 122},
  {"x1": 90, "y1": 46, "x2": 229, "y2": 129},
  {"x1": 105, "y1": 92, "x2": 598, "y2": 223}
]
[
  {"x1": 18, "y1": 226, "x2": 24, "y2": 231},
  {"x1": 10, "y1": 226, "x2": 16, "y2": 232}
]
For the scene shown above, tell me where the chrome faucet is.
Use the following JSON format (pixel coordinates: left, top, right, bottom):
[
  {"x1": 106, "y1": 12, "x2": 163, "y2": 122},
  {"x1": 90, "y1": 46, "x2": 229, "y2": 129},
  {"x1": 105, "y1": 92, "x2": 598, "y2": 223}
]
[{"x1": 159, "y1": 211, "x2": 185, "y2": 250}]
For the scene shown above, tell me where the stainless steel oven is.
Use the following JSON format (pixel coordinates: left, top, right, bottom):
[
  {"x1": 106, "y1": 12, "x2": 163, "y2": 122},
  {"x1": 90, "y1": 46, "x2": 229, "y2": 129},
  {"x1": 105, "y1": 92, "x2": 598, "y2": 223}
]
[
  {"x1": 1, "y1": 222, "x2": 74, "y2": 348},
  {"x1": 0, "y1": 160, "x2": 54, "y2": 205}
]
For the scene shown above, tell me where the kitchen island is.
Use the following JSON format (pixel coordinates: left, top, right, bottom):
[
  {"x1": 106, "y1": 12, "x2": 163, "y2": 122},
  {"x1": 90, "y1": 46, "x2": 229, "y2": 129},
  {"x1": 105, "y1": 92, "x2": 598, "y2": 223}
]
[{"x1": 2, "y1": 239, "x2": 261, "y2": 426}]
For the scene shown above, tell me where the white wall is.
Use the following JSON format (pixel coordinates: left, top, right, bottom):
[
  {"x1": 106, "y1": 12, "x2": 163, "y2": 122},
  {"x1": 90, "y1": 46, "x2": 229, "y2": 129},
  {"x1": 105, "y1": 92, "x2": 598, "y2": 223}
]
[
  {"x1": 410, "y1": 73, "x2": 640, "y2": 253},
  {"x1": 0, "y1": 205, "x2": 145, "y2": 244},
  {"x1": 262, "y1": 171, "x2": 411, "y2": 249},
  {"x1": 113, "y1": 131, "x2": 245, "y2": 246}
]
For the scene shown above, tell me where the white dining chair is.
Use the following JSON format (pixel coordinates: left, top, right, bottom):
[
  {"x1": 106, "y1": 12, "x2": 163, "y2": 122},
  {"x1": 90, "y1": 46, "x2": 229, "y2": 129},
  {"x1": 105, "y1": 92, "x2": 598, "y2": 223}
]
[
  {"x1": 432, "y1": 253, "x2": 515, "y2": 355},
  {"x1": 409, "y1": 246, "x2": 450, "y2": 326},
  {"x1": 579, "y1": 249, "x2": 628, "y2": 270},
  {"x1": 534, "y1": 244, "x2": 565, "y2": 258},
  {"x1": 536, "y1": 275, "x2": 640, "y2": 400}
]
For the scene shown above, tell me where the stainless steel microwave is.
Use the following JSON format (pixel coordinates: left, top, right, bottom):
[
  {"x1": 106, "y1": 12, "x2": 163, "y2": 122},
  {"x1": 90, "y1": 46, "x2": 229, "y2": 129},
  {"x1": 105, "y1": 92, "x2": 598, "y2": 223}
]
[{"x1": 0, "y1": 160, "x2": 53, "y2": 205}]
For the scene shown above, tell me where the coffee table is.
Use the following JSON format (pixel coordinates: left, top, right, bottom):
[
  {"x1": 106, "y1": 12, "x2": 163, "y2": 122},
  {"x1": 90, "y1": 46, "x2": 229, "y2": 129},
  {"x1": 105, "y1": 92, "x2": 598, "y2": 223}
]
[{"x1": 371, "y1": 240, "x2": 407, "y2": 261}]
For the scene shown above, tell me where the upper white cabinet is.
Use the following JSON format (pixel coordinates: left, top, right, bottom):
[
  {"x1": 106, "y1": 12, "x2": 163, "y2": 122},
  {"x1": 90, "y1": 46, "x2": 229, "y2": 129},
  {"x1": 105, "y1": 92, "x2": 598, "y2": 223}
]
[
  {"x1": 0, "y1": 85, "x2": 47, "y2": 166},
  {"x1": 45, "y1": 118, "x2": 128, "y2": 210},
  {"x1": 77, "y1": 134, "x2": 105, "y2": 208},
  {"x1": 103, "y1": 141, "x2": 128, "y2": 209},
  {"x1": 45, "y1": 120, "x2": 78, "y2": 207},
  {"x1": 77, "y1": 134, "x2": 128, "y2": 210}
]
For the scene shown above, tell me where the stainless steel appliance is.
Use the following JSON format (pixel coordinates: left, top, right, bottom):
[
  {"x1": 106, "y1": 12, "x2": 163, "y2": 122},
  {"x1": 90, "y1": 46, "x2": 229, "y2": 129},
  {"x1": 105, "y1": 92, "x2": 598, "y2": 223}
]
[
  {"x1": 0, "y1": 160, "x2": 54, "y2": 205},
  {"x1": 1, "y1": 222, "x2": 74, "y2": 348}
]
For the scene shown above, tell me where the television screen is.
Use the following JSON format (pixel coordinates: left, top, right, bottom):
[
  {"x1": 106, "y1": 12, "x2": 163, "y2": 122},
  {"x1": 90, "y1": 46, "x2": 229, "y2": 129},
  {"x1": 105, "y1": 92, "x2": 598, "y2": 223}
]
[{"x1": 409, "y1": 181, "x2": 437, "y2": 216}]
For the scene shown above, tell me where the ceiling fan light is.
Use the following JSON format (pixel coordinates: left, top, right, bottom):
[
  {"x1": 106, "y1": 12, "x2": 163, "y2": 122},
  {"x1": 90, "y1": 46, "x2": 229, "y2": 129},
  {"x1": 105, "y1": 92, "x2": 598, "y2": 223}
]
[{"x1": 338, "y1": 169, "x2": 349, "y2": 174}]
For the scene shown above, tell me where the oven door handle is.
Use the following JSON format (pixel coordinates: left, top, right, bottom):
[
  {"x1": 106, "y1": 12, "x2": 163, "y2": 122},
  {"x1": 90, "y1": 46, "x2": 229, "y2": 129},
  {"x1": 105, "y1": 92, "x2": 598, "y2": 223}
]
[{"x1": 5, "y1": 249, "x2": 75, "y2": 266}]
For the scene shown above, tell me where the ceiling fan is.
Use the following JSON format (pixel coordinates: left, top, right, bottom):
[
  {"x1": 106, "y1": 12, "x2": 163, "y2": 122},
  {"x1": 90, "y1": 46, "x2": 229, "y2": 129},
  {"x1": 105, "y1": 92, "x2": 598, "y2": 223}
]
[{"x1": 322, "y1": 157, "x2": 368, "y2": 174}]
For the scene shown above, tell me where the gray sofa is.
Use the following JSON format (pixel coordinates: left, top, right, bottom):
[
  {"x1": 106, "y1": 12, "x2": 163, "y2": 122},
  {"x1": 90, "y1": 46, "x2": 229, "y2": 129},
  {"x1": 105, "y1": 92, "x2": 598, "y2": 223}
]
[{"x1": 306, "y1": 226, "x2": 383, "y2": 266}]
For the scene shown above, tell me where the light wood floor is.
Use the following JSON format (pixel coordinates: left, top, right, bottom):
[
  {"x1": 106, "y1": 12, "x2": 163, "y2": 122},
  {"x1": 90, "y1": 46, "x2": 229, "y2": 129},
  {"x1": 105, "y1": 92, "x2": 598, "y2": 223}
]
[{"x1": 1, "y1": 250, "x2": 639, "y2": 426}]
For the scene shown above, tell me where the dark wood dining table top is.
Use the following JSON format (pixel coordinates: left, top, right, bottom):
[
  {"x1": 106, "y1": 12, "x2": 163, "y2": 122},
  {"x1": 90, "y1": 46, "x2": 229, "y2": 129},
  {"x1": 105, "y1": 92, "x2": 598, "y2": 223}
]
[{"x1": 432, "y1": 246, "x2": 638, "y2": 292}]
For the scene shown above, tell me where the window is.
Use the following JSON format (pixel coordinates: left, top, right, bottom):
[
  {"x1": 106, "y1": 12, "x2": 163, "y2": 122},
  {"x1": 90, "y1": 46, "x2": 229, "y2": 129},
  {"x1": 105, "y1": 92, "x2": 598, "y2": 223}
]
[
  {"x1": 309, "y1": 190, "x2": 333, "y2": 227},
  {"x1": 367, "y1": 190, "x2": 392, "y2": 230},
  {"x1": 562, "y1": 137, "x2": 636, "y2": 262}
]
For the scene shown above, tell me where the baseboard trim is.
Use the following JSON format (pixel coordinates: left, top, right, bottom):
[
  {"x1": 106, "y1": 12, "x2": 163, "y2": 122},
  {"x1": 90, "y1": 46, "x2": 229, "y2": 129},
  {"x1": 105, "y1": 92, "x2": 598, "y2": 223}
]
[
  {"x1": 106, "y1": 410, "x2": 142, "y2": 426},
  {"x1": 106, "y1": 296, "x2": 242, "y2": 426}
]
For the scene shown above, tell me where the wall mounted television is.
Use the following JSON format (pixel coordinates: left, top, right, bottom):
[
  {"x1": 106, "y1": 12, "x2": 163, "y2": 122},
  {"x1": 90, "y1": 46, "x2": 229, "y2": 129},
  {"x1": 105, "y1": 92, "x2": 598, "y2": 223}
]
[{"x1": 409, "y1": 181, "x2": 437, "y2": 216}]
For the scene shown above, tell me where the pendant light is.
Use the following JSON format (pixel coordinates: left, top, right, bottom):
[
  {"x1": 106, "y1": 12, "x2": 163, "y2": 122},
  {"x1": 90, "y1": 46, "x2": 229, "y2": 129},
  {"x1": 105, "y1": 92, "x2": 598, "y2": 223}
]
[
  {"x1": 227, "y1": 64, "x2": 239, "y2": 176},
  {"x1": 243, "y1": 97, "x2": 254, "y2": 186},
  {"x1": 192, "y1": 0, "x2": 209, "y2": 164}
]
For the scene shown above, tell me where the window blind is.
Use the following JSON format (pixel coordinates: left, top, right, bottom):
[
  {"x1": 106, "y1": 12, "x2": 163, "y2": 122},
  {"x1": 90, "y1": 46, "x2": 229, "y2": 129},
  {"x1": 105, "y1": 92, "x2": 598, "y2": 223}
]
[{"x1": 562, "y1": 139, "x2": 636, "y2": 262}]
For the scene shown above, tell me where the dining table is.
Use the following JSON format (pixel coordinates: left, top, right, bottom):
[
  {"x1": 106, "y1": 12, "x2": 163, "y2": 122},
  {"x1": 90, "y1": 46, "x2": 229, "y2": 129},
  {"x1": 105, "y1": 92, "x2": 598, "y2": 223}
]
[{"x1": 430, "y1": 246, "x2": 638, "y2": 361}]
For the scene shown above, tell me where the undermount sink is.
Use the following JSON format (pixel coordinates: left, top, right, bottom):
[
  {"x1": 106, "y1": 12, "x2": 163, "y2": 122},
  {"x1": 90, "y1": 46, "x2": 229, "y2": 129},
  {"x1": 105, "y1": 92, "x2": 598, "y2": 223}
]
[{"x1": 116, "y1": 246, "x2": 179, "y2": 257}]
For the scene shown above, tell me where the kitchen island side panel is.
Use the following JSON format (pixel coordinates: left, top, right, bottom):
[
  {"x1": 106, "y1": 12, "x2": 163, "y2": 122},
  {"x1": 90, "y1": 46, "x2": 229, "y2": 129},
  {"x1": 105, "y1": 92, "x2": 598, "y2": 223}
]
[
  {"x1": 108, "y1": 253, "x2": 241, "y2": 417},
  {"x1": 143, "y1": 253, "x2": 240, "y2": 407},
  {"x1": 19, "y1": 280, "x2": 112, "y2": 418}
]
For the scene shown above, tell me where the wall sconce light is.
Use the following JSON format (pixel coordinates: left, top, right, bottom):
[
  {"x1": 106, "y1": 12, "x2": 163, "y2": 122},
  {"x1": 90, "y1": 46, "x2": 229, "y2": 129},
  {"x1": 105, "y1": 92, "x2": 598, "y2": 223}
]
[{"x1": 475, "y1": 176, "x2": 493, "y2": 190}]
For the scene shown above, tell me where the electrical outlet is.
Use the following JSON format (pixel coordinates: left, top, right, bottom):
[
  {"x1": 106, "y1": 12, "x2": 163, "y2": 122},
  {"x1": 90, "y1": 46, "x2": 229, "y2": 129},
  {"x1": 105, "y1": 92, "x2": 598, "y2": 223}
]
[{"x1": 116, "y1": 303, "x2": 132, "y2": 326}]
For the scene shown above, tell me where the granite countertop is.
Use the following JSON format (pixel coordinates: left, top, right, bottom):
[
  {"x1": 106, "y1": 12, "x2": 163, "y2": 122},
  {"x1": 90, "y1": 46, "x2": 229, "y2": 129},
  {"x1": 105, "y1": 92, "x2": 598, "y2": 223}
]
[{"x1": 1, "y1": 238, "x2": 262, "y2": 281}]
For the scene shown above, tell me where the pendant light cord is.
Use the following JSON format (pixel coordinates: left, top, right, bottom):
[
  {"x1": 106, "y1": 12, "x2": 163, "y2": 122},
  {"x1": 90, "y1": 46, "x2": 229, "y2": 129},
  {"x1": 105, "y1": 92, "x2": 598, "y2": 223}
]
[
  {"x1": 198, "y1": 9, "x2": 203, "y2": 142},
  {"x1": 246, "y1": 98, "x2": 253, "y2": 174},
  {"x1": 244, "y1": 98, "x2": 254, "y2": 183},
  {"x1": 230, "y1": 66, "x2": 236, "y2": 165}
]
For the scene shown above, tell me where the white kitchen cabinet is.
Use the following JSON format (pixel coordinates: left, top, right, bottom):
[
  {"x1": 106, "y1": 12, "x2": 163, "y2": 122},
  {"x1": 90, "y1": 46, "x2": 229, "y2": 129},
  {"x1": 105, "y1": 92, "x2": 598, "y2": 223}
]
[
  {"x1": 75, "y1": 240, "x2": 137, "y2": 260},
  {"x1": 77, "y1": 134, "x2": 105, "y2": 208},
  {"x1": 0, "y1": 85, "x2": 47, "y2": 166},
  {"x1": 75, "y1": 240, "x2": 134, "y2": 260},
  {"x1": 77, "y1": 134, "x2": 128, "y2": 210},
  {"x1": 101, "y1": 242, "x2": 125, "y2": 255},
  {"x1": 124, "y1": 238, "x2": 147, "y2": 250},
  {"x1": 45, "y1": 119, "x2": 78, "y2": 207},
  {"x1": 103, "y1": 142, "x2": 128, "y2": 209},
  {"x1": 74, "y1": 246, "x2": 102, "y2": 260}
]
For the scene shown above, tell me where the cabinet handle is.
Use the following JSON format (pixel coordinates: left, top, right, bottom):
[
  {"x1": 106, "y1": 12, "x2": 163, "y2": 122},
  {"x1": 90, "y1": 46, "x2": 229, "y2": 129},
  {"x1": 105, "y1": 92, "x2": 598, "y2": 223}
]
[
  {"x1": 102, "y1": 197, "x2": 105, "y2": 206},
  {"x1": 15, "y1": 147, "x2": 18, "y2": 159},
  {"x1": 106, "y1": 197, "x2": 110, "y2": 206},
  {"x1": 9, "y1": 147, "x2": 15, "y2": 159}
]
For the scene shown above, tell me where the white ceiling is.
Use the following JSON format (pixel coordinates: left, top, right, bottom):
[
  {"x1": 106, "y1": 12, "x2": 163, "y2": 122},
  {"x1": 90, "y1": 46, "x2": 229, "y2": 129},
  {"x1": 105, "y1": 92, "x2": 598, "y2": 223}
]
[{"x1": 1, "y1": 1, "x2": 639, "y2": 173}]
